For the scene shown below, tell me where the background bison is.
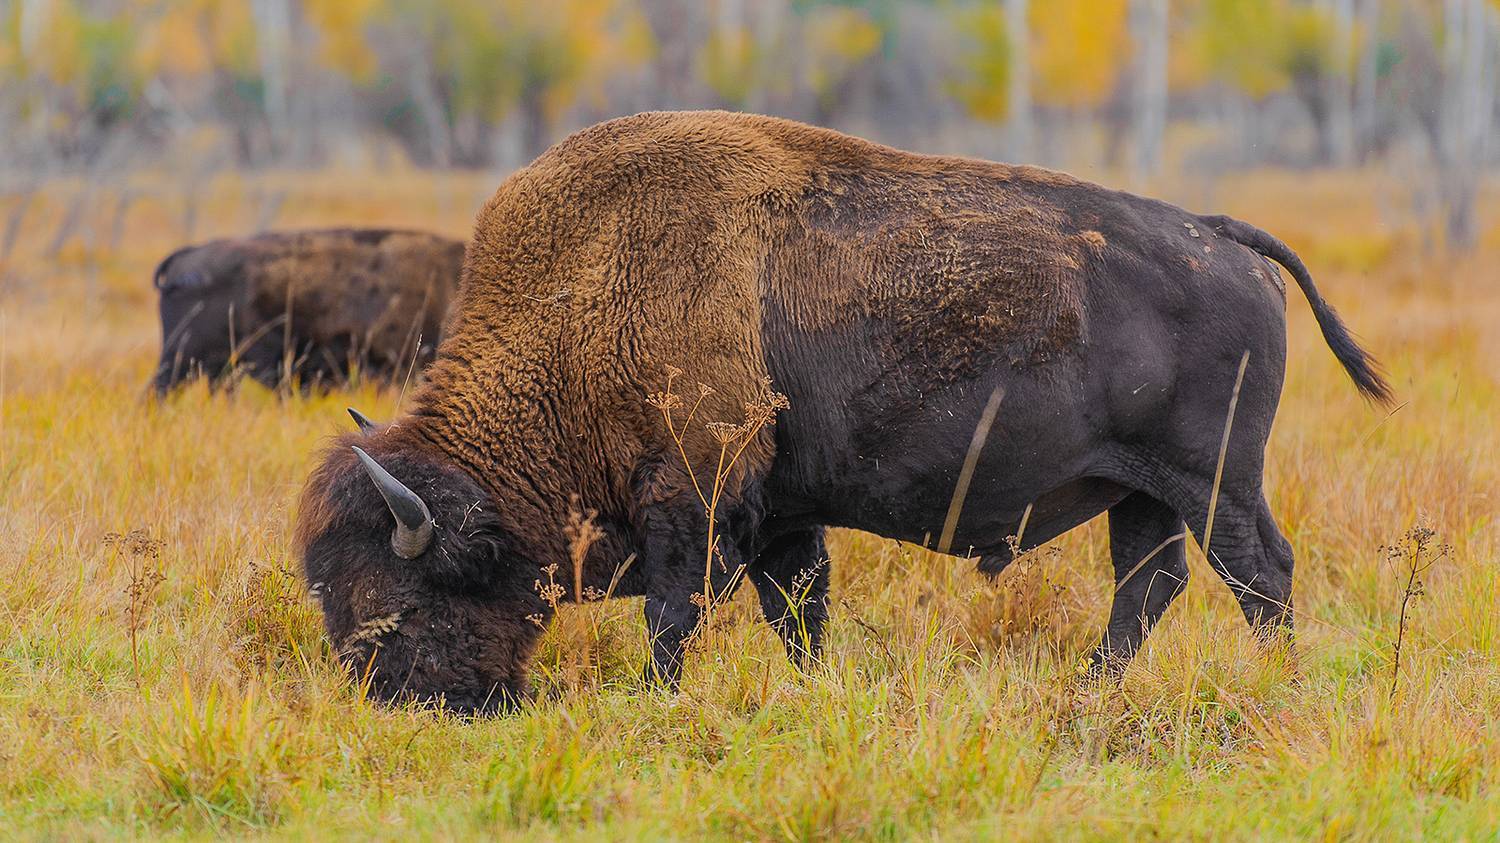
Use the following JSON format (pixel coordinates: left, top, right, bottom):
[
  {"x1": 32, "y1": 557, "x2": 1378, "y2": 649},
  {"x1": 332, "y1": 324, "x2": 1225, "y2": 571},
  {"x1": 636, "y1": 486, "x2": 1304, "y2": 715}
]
[
  {"x1": 150, "y1": 228, "x2": 464, "y2": 395},
  {"x1": 296, "y1": 111, "x2": 1388, "y2": 714}
]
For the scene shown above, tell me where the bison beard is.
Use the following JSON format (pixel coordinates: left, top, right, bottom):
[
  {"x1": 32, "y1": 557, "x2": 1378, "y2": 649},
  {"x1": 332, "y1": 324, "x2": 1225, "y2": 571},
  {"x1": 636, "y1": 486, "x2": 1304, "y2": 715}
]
[{"x1": 294, "y1": 111, "x2": 1390, "y2": 713}]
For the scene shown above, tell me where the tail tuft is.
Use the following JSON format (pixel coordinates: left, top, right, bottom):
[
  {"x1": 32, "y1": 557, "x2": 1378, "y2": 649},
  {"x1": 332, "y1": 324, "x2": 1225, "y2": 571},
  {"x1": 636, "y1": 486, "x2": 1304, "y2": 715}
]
[{"x1": 1204, "y1": 215, "x2": 1394, "y2": 406}]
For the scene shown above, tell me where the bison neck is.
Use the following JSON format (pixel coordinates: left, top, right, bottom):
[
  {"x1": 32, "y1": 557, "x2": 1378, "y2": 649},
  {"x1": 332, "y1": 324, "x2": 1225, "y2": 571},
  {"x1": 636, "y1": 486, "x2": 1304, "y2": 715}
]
[{"x1": 401, "y1": 336, "x2": 653, "y2": 577}]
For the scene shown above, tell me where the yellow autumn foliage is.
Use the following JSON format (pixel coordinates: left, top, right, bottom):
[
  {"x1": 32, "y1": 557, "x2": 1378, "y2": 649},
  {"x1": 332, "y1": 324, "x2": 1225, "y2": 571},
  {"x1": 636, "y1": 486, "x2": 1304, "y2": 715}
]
[
  {"x1": 1185, "y1": 0, "x2": 1338, "y2": 99},
  {"x1": 304, "y1": 0, "x2": 382, "y2": 82},
  {"x1": 16, "y1": 0, "x2": 86, "y2": 83},
  {"x1": 134, "y1": 0, "x2": 258, "y2": 80},
  {"x1": 947, "y1": 4, "x2": 1012, "y2": 122},
  {"x1": 803, "y1": 5, "x2": 882, "y2": 100},
  {"x1": 1030, "y1": 0, "x2": 1130, "y2": 109},
  {"x1": 699, "y1": 25, "x2": 760, "y2": 107},
  {"x1": 364, "y1": 0, "x2": 647, "y2": 123}
]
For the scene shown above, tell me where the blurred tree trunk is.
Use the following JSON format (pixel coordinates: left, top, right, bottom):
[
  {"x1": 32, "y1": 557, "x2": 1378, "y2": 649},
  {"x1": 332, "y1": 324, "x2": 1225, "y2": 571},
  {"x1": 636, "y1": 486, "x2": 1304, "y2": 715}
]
[
  {"x1": 642, "y1": 0, "x2": 705, "y2": 109},
  {"x1": 718, "y1": 0, "x2": 745, "y2": 50},
  {"x1": 18, "y1": 0, "x2": 54, "y2": 166},
  {"x1": 520, "y1": 90, "x2": 550, "y2": 164},
  {"x1": 18, "y1": 0, "x2": 47, "y2": 49},
  {"x1": 406, "y1": 48, "x2": 452, "y2": 168},
  {"x1": 1353, "y1": 0, "x2": 1380, "y2": 161},
  {"x1": 251, "y1": 0, "x2": 293, "y2": 160},
  {"x1": 1130, "y1": 0, "x2": 1168, "y2": 178},
  {"x1": 1438, "y1": 0, "x2": 1494, "y2": 250},
  {"x1": 1320, "y1": 0, "x2": 1357, "y2": 165},
  {"x1": 1005, "y1": 0, "x2": 1032, "y2": 162},
  {"x1": 745, "y1": 0, "x2": 785, "y2": 115}
]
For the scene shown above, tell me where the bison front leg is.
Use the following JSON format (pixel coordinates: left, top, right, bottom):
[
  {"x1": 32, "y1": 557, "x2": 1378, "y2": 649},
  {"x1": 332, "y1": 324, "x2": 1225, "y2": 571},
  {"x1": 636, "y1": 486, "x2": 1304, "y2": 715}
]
[
  {"x1": 638, "y1": 500, "x2": 750, "y2": 689},
  {"x1": 749, "y1": 528, "x2": 830, "y2": 668}
]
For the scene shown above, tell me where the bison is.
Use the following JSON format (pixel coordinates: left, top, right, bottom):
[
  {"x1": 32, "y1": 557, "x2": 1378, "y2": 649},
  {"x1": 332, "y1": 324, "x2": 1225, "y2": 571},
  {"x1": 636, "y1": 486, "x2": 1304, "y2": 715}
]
[
  {"x1": 295, "y1": 111, "x2": 1390, "y2": 713},
  {"x1": 150, "y1": 228, "x2": 464, "y2": 395}
]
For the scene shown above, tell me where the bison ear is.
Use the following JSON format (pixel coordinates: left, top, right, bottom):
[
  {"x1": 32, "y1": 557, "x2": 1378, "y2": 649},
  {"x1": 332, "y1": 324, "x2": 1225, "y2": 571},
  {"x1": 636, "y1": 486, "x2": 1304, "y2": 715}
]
[
  {"x1": 352, "y1": 446, "x2": 435, "y2": 559},
  {"x1": 347, "y1": 407, "x2": 377, "y2": 432}
]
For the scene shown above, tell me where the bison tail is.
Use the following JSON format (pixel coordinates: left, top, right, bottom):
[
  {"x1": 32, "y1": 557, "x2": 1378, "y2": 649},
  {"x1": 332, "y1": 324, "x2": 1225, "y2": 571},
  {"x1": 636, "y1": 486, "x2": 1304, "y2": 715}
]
[{"x1": 1204, "y1": 215, "x2": 1394, "y2": 406}]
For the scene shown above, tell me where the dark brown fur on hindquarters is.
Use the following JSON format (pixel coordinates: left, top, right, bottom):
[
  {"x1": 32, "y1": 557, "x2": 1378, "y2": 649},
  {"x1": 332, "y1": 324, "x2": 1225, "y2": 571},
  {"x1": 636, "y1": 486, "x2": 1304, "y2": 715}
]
[
  {"x1": 293, "y1": 111, "x2": 1391, "y2": 713},
  {"x1": 149, "y1": 228, "x2": 464, "y2": 395}
]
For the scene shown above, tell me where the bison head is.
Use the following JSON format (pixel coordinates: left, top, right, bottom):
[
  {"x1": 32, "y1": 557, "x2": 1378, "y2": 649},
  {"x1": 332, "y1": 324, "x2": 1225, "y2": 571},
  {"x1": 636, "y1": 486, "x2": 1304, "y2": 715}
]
[
  {"x1": 294, "y1": 422, "x2": 548, "y2": 714},
  {"x1": 150, "y1": 244, "x2": 284, "y2": 396}
]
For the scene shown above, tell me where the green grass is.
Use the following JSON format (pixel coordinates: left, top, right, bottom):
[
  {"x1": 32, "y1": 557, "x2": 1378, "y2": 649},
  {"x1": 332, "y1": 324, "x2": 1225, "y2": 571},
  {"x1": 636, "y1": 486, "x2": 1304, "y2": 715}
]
[{"x1": 1, "y1": 169, "x2": 1497, "y2": 839}]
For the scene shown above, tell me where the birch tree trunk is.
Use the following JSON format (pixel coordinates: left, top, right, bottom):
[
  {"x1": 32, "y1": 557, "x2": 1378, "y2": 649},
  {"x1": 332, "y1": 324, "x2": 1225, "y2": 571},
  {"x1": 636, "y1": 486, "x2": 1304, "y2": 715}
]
[
  {"x1": 1353, "y1": 0, "x2": 1380, "y2": 161},
  {"x1": 19, "y1": 0, "x2": 54, "y2": 163},
  {"x1": 642, "y1": 0, "x2": 704, "y2": 108},
  {"x1": 1439, "y1": 0, "x2": 1494, "y2": 249},
  {"x1": 1005, "y1": 0, "x2": 1032, "y2": 162},
  {"x1": 1322, "y1": 0, "x2": 1356, "y2": 165},
  {"x1": 745, "y1": 0, "x2": 785, "y2": 114},
  {"x1": 251, "y1": 0, "x2": 293, "y2": 160},
  {"x1": 407, "y1": 46, "x2": 453, "y2": 168},
  {"x1": 18, "y1": 0, "x2": 48, "y2": 56},
  {"x1": 1130, "y1": 0, "x2": 1168, "y2": 178}
]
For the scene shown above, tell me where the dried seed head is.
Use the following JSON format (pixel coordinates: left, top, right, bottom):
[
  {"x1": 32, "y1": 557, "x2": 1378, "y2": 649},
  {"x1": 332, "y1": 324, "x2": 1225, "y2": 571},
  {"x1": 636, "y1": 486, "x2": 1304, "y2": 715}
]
[
  {"x1": 103, "y1": 528, "x2": 165, "y2": 559},
  {"x1": 344, "y1": 612, "x2": 403, "y2": 647},
  {"x1": 534, "y1": 562, "x2": 565, "y2": 607},
  {"x1": 705, "y1": 421, "x2": 744, "y2": 445},
  {"x1": 565, "y1": 502, "x2": 604, "y2": 558},
  {"x1": 647, "y1": 390, "x2": 684, "y2": 412}
]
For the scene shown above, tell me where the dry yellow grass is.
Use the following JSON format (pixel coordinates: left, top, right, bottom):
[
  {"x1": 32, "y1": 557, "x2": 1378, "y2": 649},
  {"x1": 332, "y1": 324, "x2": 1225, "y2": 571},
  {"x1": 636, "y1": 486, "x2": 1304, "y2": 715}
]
[{"x1": 1, "y1": 167, "x2": 1497, "y2": 839}]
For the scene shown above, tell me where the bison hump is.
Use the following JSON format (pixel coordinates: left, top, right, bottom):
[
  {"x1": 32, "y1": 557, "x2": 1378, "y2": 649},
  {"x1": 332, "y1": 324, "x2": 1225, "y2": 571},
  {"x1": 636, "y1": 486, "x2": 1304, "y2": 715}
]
[{"x1": 767, "y1": 168, "x2": 1094, "y2": 377}]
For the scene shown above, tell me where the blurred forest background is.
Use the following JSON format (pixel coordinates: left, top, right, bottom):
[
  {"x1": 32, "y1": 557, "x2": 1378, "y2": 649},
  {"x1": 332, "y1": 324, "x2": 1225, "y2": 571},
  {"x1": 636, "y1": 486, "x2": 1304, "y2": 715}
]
[{"x1": 1, "y1": 0, "x2": 1497, "y2": 252}]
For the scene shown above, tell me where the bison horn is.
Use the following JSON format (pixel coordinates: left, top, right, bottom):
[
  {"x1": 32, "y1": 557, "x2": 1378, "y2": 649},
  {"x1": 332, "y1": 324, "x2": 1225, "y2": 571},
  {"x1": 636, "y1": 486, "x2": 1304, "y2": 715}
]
[
  {"x1": 352, "y1": 446, "x2": 434, "y2": 558},
  {"x1": 347, "y1": 407, "x2": 377, "y2": 432}
]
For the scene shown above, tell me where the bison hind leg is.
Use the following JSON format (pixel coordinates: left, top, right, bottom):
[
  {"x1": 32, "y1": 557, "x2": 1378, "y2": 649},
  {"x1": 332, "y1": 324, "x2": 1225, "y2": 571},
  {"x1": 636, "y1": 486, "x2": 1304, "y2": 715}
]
[
  {"x1": 1092, "y1": 491, "x2": 1190, "y2": 672},
  {"x1": 1201, "y1": 493, "x2": 1295, "y2": 640},
  {"x1": 1111, "y1": 453, "x2": 1297, "y2": 664}
]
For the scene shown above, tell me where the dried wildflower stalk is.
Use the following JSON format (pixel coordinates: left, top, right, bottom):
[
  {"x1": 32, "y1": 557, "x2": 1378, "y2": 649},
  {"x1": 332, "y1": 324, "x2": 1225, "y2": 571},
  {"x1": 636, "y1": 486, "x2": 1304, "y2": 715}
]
[
  {"x1": 535, "y1": 563, "x2": 565, "y2": 610},
  {"x1": 564, "y1": 496, "x2": 605, "y2": 603},
  {"x1": 103, "y1": 529, "x2": 166, "y2": 687},
  {"x1": 652, "y1": 368, "x2": 789, "y2": 638},
  {"x1": 1383, "y1": 520, "x2": 1448, "y2": 697}
]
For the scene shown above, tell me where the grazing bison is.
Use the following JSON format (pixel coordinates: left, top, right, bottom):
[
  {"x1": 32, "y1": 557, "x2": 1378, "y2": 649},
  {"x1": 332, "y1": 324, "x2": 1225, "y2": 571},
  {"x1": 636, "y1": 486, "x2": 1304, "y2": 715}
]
[
  {"x1": 150, "y1": 228, "x2": 464, "y2": 395},
  {"x1": 295, "y1": 111, "x2": 1390, "y2": 713}
]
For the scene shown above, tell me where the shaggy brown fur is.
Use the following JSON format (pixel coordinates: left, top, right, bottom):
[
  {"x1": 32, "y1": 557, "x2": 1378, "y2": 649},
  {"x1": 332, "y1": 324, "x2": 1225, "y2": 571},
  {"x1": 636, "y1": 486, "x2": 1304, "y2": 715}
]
[
  {"x1": 414, "y1": 112, "x2": 1103, "y2": 537},
  {"x1": 296, "y1": 111, "x2": 1390, "y2": 712},
  {"x1": 151, "y1": 228, "x2": 464, "y2": 394}
]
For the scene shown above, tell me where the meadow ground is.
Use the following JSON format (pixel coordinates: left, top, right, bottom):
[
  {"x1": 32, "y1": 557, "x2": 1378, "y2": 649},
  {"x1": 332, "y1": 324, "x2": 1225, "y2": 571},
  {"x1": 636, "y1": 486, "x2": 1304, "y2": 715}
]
[{"x1": 0, "y1": 165, "x2": 1497, "y2": 840}]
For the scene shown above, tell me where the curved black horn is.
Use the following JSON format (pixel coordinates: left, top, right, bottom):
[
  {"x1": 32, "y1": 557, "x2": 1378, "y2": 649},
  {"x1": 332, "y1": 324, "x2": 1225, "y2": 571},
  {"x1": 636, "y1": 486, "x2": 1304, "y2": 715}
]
[
  {"x1": 347, "y1": 407, "x2": 377, "y2": 432},
  {"x1": 352, "y1": 446, "x2": 434, "y2": 558}
]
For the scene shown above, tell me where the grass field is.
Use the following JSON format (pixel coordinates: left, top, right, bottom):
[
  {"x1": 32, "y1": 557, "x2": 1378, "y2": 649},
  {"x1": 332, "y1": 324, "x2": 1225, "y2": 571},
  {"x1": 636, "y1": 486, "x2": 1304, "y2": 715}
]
[{"x1": 1, "y1": 167, "x2": 1497, "y2": 840}]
